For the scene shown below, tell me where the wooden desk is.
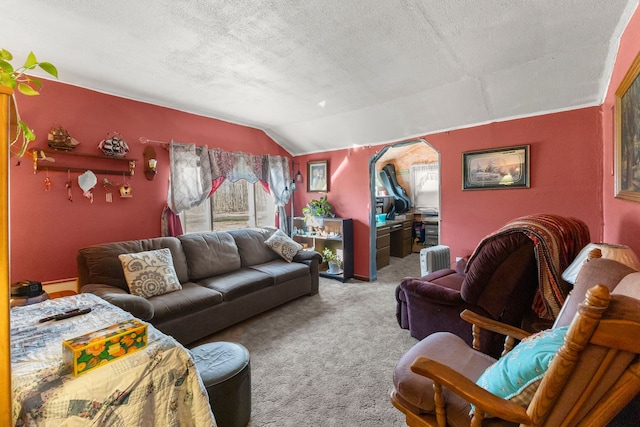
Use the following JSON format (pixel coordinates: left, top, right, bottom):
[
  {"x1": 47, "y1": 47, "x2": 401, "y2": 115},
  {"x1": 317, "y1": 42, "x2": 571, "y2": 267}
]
[
  {"x1": 389, "y1": 219, "x2": 413, "y2": 258},
  {"x1": 376, "y1": 224, "x2": 391, "y2": 269}
]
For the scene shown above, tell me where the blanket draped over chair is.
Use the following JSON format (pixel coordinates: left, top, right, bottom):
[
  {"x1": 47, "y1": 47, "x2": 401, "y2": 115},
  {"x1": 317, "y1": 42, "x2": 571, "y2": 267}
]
[{"x1": 466, "y1": 214, "x2": 590, "y2": 320}]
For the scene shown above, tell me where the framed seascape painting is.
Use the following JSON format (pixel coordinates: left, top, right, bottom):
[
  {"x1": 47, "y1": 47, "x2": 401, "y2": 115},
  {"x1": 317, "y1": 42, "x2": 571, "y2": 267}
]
[
  {"x1": 615, "y1": 51, "x2": 640, "y2": 203},
  {"x1": 308, "y1": 160, "x2": 329, "y2": 192},
  {"x1": 462, "y1": 145, "x2": 530, "y2": 190}
]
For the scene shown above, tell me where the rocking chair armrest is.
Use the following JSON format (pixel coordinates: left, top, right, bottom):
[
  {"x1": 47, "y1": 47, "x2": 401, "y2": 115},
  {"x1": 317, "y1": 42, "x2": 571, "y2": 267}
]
[
  {"x1": 410, "y1": 357, "x2": 532, "y2": 425},
  {"x1": 460, "y1": 309, "x2": 531, "y2": 341}
]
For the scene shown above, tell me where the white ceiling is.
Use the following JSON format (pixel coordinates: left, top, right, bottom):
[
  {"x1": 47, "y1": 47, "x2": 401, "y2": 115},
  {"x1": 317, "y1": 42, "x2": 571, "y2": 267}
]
[{"x1": 2, "y1": 1, "x2": 637, "y2": 155}]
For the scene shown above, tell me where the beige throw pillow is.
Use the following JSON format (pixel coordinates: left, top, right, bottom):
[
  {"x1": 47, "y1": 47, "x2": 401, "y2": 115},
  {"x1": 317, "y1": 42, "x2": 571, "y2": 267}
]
[
  {"x1": 265, "y1": 229, "x2": 303, "y2": 262},
  {"x1": 118, "y1": 248, "x2": 182, "y2": 298}
]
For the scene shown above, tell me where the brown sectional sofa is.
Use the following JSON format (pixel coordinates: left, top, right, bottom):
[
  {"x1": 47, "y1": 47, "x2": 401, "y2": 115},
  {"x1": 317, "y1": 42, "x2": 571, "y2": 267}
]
[{"x1": 77, "y1": 228, "x2": 322, "y2": 345}]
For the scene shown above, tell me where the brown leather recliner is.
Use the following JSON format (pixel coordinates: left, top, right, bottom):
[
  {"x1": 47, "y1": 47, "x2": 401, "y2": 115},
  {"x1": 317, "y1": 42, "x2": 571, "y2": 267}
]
[{"x1": 395, "y1": 214, "x2": 590, "y2": 357}]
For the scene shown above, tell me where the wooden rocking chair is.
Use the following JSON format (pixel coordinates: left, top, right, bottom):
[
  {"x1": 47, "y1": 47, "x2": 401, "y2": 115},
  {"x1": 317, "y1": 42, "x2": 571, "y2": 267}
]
[{"x1": 391, "y1": 260, "x2": 640, "y2": 426}]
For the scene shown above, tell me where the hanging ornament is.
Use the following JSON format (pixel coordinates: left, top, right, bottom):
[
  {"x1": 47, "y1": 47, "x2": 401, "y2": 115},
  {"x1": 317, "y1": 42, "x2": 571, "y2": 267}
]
[
  {"x1": 66, "y1": 170, "x2": 73, "y2": 202},
  {"x1": 43, "y1": 170, "x2": 52, "y2": 191},
  {"x1": 119, "y1": 174, "x2": 132, "y2": 198},
  {"x1": 78, "y1": 170, "x2": 97, "y2": 203},
  {"x1": 102, "y1": 178, "x2": 114, "y2": 203}
]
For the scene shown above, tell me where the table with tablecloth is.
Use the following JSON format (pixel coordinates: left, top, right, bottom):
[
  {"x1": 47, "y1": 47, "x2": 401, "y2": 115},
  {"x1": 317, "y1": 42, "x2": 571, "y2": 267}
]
[{"x1": 11, "y1": 293, "x2": 216, "y2": 426}]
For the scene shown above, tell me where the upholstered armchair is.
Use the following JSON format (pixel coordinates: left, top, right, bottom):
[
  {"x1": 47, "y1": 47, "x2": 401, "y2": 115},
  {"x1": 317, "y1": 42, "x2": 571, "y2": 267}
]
[
  {"x1": 391, "y1": 257, "x2": 640, "y2": 427},
  {"x1": 396, "y1": 214, "x2": 590, "y2": 356}
]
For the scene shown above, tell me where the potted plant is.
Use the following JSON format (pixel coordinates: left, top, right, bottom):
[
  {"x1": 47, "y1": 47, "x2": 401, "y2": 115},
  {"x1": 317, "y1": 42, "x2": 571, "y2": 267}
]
[
  {"x1": 322, "y1": 247, "x2": 343, "y2": 274},
  {"x1": 0, "y1": 48, "x2": 58, "y2": 158},
  {"x1": 302, "y1": 195, "x2": 334, "y2": 229}
]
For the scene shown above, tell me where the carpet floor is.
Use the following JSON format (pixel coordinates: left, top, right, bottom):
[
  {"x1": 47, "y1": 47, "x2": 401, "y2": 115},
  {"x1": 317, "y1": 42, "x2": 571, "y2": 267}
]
[{"x1": 193, "y1": 253, "x2": 421, "y2": 427}]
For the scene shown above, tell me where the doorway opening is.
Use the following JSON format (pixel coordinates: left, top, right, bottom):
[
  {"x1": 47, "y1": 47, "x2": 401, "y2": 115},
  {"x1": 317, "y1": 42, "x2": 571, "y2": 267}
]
[{"x1": 368, "y1": 139, "x2": 440, "y2": 280}]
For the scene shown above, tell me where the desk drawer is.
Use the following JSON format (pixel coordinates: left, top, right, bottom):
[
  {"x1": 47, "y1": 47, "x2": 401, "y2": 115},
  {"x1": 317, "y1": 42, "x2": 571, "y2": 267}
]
[
  {"x1": 425, "y1": 237, "x2": 439, "y2": 246},
  {"x1": 377, "y1": 232, "x2": 390, "y2": 247},
  {"x1": 424, "y1": 224, "x2": 439, "y2": 235},
  {"x1": 377, "y1": 246, "x2": 390, "y2": 269}
]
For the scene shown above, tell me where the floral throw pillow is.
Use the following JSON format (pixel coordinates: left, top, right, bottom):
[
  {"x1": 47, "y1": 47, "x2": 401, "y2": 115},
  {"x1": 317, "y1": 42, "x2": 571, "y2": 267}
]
[
  {"x1": 118, "y1": 248, "x2": 182, "y2": 298},
  {"x1": 265, "y1": 229, "x2": 303, "y2": 262}
]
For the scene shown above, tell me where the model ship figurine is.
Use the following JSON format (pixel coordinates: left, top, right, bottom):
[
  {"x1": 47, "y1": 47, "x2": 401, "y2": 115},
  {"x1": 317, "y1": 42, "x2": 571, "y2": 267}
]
[{"x1": 47, "y1": 125, "x2": 80, "y2": 150}]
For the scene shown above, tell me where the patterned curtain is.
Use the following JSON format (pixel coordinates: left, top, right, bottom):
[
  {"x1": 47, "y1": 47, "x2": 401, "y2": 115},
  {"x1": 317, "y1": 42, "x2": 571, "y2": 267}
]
[
  {"x1": 209, "y1": 148, "x2": 268, "y2": 183},
  {"x1": 167, "y1": 141, "x2": 212, "y2": 214},
  {"x1": 165, "y1": 143, "x2": 290, "y2": 234}
]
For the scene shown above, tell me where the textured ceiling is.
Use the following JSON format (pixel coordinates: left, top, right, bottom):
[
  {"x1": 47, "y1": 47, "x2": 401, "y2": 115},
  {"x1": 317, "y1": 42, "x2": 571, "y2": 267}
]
[{"x1": 2, "y1": 1, "x2": 638, "y2": 155}]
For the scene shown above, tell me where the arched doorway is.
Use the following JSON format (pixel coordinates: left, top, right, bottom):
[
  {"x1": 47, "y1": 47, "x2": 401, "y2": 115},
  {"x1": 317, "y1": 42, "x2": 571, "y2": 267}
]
[{"x1": 368, "y1": 138, "x2": 440, "y2": 280}]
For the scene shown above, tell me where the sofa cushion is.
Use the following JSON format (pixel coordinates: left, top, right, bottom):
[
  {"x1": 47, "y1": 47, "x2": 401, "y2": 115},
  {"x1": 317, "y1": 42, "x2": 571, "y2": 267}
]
[
  {"x1": 118, "y1": 248, "x2": 182, "y2": 298},
  {"x1": 228, "y1": 228, "x2": 280, "y2": 267},
  {"x1": 147, "y1": 281, "x2": 224, "y2": 322},
  {"x1": 79, "y1": 237, "x2": 190, "y2": 291},
  {"x1": 197, "y1": 268, "x2": 274, "y2": 301},
  {"x1": 265, "y1": 229, "x2": 303, "y2": 262},
  {"x1": 250, "y1": 260, "x2": 309, "y2": 284},
  {"x1": 178, "y1": 232, "x2": 242, "y2": 280}
]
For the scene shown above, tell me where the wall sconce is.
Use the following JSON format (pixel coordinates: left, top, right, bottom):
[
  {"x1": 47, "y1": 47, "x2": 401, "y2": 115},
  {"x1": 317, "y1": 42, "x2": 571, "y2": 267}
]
[{"x1": 144, "y1": 146, "x2": 157, "y2": 181}]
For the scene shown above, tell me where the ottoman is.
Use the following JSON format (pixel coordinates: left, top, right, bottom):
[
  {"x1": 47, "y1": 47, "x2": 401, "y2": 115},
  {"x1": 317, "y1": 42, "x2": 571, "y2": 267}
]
[{"x1": 191, "y1": 342, "x2": 251, "y2": 427}]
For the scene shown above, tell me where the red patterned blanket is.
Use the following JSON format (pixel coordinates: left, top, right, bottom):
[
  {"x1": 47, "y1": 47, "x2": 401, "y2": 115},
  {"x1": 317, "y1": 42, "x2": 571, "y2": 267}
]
[{"x1": 467, "y1": 214, "x2": 590, "y2": 320}]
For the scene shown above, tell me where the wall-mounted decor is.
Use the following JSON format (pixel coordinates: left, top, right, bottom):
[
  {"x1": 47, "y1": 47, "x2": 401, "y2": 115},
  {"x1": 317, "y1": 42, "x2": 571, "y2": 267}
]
[
  {"x1": 307, "y1": 160, "x2": 329, "y2": 192},
  {"x1": 462, "y1": 145, "x2": 530, "y2": 190},
  {"x1": 615, "y1": 51, "x2": 640, "y2": 203},
  {"x1": 144, "y1": 146, "x2": 157, "y2": 181}
]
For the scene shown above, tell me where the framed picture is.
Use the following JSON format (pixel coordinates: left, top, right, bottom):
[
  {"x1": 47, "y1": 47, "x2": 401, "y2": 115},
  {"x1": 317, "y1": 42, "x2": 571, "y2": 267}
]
[
  {"x1": 462, "y1": 145, "x2": 530, "y2": 190},
  {"x1": 307, "y1": 160, "x2": 329, "y2": 192},
  {"x1": 615, "y1": 51, "x2": 640, "y2": 202}
]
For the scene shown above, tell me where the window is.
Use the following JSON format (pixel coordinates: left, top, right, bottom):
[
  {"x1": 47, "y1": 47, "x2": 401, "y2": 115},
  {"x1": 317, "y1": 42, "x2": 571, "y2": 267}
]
[
  {"x1": 181, "y1": 179, "x2": 276, "y2": 233},
  {"x1": 409, "y1": 162, "x2": 440, "y2": 214}
]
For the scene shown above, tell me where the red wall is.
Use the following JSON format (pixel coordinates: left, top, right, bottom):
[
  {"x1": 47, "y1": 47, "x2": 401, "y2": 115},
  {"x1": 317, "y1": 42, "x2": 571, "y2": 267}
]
[
  {"x1": 10, "y1": 81, "x2": 289, "y2": 282},
  {"x1": 295, "y1": 108, "x2": 604, "y2": 280},
  {"x1": 602, "y1": 7, "x2": 640, "y2": 255},
  {"x1": 15, "y1": 6, "x2": 640, "y2": 284}
]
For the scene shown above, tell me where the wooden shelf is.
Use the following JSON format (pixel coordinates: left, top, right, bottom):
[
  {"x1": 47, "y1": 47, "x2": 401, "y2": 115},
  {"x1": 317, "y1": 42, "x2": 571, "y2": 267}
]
[
  {"x1": 293, "y1": 217, "x2": 354, "y2": 282},
  {"x1": 32, "y1": 149, "x2": 137, "y2": 177}
]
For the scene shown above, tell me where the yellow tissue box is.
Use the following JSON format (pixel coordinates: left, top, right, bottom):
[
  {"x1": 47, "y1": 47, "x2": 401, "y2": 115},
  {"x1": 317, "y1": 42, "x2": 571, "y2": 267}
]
[{"x1": 63, "y1": 319, "x2": 148, "y2": 376}]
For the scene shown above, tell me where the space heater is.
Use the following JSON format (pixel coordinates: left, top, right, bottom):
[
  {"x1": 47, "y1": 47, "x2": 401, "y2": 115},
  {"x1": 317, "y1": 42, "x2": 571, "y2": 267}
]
[{"x1": 420, "y1": 245, "x2": 451, "y2": 276}]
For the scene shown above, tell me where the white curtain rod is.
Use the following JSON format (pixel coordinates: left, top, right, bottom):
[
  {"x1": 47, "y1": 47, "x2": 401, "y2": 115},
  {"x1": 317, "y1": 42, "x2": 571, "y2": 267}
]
[{"x1": 139, "y1": 137, "x2": 170, "y2": 147}]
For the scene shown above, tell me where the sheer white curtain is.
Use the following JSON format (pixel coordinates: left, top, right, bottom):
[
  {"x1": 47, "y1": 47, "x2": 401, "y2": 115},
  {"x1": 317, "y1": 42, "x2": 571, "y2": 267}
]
[
  {"x1": 167, "y1": 141, "x2": 212, "y2": 214},
  {"x1": 268, "y1": 155, "x2": 290, "y2": 231}
]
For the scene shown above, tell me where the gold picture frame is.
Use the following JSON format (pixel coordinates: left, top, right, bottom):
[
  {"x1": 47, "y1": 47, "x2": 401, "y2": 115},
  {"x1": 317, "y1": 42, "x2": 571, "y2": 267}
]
[{"x1": 615, "y1": 51, "x2": 640, "y2": 202}]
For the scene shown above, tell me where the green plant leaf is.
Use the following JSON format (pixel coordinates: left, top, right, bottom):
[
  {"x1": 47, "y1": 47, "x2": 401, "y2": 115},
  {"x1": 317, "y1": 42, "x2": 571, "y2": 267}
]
[
  {"x1": 29, "y1": 76, "x2": 42, "y2": 88},
  {"x1": 17, "y1": 83, "x2": 39, "y2": 96},
  {"x1": 23, "y1": 52, "x2": 37, "y2": 69},
  {"x1": 18, "y1": 121, "x2": 35, "y2": 142},
  {"x1": 0, "y1": 58, "x2": 13, "y2": 74},
  {"x1": 1, "y1": 77, "x2": 16, "y2": 89},
  {"x1": 0, "y1": 49, "x2": 12, "y2": 61},
  {"x1": 39, "y1": 62, "x2": 58, "y2": 78}
]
